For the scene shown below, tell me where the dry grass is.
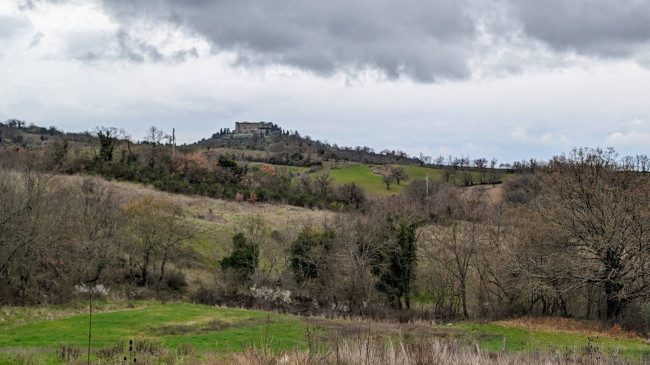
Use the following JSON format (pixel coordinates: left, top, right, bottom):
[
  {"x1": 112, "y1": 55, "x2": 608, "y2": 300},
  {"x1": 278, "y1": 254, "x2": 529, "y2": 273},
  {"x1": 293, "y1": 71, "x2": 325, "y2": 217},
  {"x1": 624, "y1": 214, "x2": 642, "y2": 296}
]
[
  {"x1": 462, "y1": 184, "x2": 504, "y2": 204},
  {"x1": 67, "y1": 175, "x2": 339, "y2": 228},
  {"x1": 209, "y1": 337, "x2": 641, "y2": 365},
  {"x1": 495, "y1": 317, "x2": 640, "y2": 340}
]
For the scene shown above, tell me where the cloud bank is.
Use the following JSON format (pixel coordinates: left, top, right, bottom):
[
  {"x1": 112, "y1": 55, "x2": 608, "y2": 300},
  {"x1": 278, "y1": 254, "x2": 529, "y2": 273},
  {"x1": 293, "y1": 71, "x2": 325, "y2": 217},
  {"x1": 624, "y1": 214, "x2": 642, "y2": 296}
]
[{"x1": 88, "y1": 0, "x2": 650, "y2": 82}]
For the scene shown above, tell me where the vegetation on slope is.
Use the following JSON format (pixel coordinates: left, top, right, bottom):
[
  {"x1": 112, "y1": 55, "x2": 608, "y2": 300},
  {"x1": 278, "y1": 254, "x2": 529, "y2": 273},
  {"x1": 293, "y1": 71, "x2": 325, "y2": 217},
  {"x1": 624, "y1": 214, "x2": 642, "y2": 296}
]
[{"x1": 2, "y1": 118, "x2": 650, "y2": 363}]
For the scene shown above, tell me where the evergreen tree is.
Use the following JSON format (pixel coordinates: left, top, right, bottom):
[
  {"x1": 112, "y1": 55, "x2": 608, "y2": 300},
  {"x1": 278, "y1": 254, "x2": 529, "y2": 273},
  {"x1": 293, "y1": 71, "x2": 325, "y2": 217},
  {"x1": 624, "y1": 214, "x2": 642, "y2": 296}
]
[
  {"x1": 372, "y1": 216, "x2": 419, "y2": 310},
  {"x1": 220, "y1": 233, "x2": 259, "y2": 284},
  {"x1": 290, "y1": 227, "x2": 334, "y2": 284}
]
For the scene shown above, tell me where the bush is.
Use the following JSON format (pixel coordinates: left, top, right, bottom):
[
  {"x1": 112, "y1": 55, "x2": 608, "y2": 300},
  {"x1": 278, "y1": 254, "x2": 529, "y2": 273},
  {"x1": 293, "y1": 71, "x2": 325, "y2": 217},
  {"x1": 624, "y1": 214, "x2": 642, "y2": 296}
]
[
  {"x1": 192, "y1": 286, "x2": 221, "y2": 306},
  {"x1": 220, "y1": 233, "x2": 259, "y2": 284},
  {"x1": 165, "y1": 271, "x2": 188, "y2": 293}
]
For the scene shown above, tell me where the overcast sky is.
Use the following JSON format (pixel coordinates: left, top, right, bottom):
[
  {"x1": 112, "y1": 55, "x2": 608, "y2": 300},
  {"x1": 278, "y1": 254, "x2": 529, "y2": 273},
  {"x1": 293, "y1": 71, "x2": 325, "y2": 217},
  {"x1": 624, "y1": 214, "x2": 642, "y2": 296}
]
[{"x1": 1, "y1": 0, "x2": 649, "y2": 162}]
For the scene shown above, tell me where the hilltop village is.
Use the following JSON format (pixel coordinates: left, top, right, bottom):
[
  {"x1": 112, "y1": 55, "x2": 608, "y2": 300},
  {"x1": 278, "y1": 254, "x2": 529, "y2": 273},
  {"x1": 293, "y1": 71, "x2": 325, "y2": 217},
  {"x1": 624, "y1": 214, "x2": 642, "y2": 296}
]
[{"x1": 212, "y1": 121, "x2": 284, "y2": 139}]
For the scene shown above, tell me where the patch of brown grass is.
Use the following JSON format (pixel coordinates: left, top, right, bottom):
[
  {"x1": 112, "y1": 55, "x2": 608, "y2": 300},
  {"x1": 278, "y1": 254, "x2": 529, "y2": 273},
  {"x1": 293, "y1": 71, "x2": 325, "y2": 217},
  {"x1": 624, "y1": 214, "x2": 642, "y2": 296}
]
[
  {"x1": 495, "y1": 316, "x2": 640, "y2": 340},
  {"x1": 206, "y1": 337, "x2": 637, "y2": 365}
]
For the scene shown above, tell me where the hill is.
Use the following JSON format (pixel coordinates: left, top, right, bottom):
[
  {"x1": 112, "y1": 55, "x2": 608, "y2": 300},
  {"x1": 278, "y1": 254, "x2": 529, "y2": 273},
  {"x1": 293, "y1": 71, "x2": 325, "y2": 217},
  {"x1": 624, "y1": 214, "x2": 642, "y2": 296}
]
[{"x1": 3, "y1": 119, "x2": 650, "y2": 363}]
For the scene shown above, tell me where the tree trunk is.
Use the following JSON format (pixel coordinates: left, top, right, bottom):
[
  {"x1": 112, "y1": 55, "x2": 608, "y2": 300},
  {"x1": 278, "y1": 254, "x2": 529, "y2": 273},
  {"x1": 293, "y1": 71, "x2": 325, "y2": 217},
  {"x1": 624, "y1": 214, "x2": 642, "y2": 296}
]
[
  {"x1": 461, "y1": 280, "x2": 468, "y2": 319},
  {"x1": 605, "y1": 283, "x2": 624, "y2": 320},
  {"x1": 158, "y1": 249, "x2": 168, "y2": 284},
  {"x1": 140, "y1": 250, "x2": 151, "y2": 287}
]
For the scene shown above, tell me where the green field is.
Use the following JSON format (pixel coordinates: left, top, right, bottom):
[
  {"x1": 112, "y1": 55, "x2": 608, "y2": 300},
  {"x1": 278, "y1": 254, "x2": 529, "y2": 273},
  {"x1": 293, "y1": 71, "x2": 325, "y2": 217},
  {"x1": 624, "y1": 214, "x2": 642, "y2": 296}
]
[
  {"x1": 326, "y1": 164, "x2": 493, "y2": 196},
  {"x1": 328, "y1": 165, "x2": 395, "y2": 195},
  {"x1": 454, "y1": 323, "x2": 650, "y2": 358},
  {"x1": 0, "y1": 302, "x2": 306, "y2": 364},
  {"x1": 1, "y1": 302, "x2": 648, "y2": 363}
]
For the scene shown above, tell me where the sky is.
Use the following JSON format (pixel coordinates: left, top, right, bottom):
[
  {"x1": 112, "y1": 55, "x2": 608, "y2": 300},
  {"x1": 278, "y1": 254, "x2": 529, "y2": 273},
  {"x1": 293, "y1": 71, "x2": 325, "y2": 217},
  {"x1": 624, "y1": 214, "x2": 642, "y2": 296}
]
[{"x1": 1, "y1": 0, "x2": 649, "y2": 163}]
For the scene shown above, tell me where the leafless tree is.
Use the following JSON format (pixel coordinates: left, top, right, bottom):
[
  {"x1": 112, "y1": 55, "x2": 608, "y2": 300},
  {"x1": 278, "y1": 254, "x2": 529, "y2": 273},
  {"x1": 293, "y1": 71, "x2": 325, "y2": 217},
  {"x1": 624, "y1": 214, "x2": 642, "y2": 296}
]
[
  {"x1": 123, "y1": 194, "x2": 191, "y2": 287},
  {"x1": 391, "y1": 166, "x2": 409, "y2": 185},
  {"x1": 532, "y1": 148, "x2": 650, "y2": 320},
  {"x1": 144, "y1": 126, "x2": 165, "y2": 170},
  {"x1": 382, "y1": 173, "x2": 394, "y2": 190}
]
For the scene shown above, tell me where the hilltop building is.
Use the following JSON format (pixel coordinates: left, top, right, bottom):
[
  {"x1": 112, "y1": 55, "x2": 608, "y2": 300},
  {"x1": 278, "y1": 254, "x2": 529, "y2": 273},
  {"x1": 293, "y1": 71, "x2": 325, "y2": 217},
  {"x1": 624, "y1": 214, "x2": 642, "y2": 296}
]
[
  {"x1": 212, "y1": 122, "x2": 284, "y2": 139},
  {"x1": 212, "y1": 121, "x2": 284, "y2": 139},
  {"x1": 234, "y1": 122, "x2": 281, "y2": 136}
]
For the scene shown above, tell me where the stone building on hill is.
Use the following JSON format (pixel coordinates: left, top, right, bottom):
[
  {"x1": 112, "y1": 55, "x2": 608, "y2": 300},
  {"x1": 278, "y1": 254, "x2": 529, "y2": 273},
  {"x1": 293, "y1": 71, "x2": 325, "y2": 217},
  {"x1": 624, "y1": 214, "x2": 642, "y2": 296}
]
[{"x1": 234, "y1": 122, "x2": 282, "y2": 137}]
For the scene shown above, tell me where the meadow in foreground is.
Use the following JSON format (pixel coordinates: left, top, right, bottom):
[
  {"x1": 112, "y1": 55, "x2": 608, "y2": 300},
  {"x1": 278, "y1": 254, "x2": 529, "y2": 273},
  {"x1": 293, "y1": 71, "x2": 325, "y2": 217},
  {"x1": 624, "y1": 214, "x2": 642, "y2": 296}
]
[{"x1": 1, "y1": 301, "x2": 649, "y2": 364}]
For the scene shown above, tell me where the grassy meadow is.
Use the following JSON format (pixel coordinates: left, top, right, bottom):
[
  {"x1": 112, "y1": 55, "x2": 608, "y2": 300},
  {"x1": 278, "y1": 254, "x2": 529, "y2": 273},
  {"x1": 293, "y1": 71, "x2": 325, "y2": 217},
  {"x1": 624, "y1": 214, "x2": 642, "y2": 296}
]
[
  {"x1": 1, "y1": 302, "x2": 649, "y2": 364},
  {"x1": 326, "y1": 164, "x2": 492, "y2": 195}
]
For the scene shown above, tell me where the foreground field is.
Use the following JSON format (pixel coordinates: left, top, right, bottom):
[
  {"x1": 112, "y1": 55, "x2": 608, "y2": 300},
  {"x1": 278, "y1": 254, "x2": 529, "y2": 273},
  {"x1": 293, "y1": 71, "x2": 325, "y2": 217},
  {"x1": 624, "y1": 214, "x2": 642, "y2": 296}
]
[{"x1": 1, "y1": 302, "x2": 648, "y2": 364}]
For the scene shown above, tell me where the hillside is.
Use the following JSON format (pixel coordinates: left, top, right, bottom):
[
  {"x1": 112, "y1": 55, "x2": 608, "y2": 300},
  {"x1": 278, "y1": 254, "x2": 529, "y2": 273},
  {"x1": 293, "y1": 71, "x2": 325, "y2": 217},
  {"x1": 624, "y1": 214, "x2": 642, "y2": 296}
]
[{"x1": 2, "y1": 119, "x2": 650, "y2": 363}]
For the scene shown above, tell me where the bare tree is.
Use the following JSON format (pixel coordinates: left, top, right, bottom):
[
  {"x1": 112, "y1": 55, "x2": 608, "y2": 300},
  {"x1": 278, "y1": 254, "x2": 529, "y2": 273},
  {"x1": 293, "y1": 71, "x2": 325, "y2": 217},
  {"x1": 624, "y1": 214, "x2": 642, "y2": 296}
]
[
  {"x1": 144, "y1": 126, "x2": 165, "y2": 170},
  {"x1": 313, "y1": 171, "x2": 334, "y2": 200},
  {"x1": 73, "y1": 178, "x2": 122, "y2": 284},
  {"x1": 123, "y1": 194, "x2": 191, "y2": 287},
  {"x1": 534, "y1": 148, "x2": 650, "y2": 320},
  {"x1": 382, "y1": 173, "x2": 394, "y2": 190},
  {"x1": 391, "y1": 166, "x2": 409, "y2": 185}
]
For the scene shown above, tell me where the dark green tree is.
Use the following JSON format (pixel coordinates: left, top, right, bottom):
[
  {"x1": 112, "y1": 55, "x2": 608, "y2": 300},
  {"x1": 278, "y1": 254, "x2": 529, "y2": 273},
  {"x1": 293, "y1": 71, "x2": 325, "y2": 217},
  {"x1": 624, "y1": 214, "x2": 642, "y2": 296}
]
[
  {"x1": 290, "y1": 227, "x2": 334, "y2": 284},
  {"x1": 217, "y1": 155, "x2": 242, "y2": 175},
  {"x1": 96, "y1": 127, "x2": 118, "y2": 162},
  {"x1": 220, "y1": 233, "x2": 258, "y2": 284},
  {"x1": 372, "y1": 216, "x2": 419, "y2": 310}
]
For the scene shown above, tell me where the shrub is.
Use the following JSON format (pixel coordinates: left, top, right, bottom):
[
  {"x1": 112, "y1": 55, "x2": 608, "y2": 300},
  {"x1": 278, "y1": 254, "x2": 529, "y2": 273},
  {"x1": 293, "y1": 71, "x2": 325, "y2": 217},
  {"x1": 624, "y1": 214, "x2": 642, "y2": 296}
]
[
  {"x1": 192, "y1": 286, "x2": 221, "y2": 306},
  {"x1": 165, "y1": 271, "x2": 188, "y2": 292},
  {"x1": 220, "y1": 233, "x2": 259, "y2": 284}
]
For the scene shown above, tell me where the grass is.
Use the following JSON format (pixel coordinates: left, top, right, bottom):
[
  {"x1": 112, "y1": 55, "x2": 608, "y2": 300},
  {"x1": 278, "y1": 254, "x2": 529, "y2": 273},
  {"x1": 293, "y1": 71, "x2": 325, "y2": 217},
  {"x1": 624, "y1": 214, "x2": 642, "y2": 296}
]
[
  {"x1": 183, "y1": 198, "x2": 336, "y2": 272},
  {"x1": 328, "y1": 165, "x2": 395, "y2": 195},
  {"x1": 1, "y1": 302, "x2": 649, "y2": 363},
  {"x1": 0, "y1": 301, "x2": 154, "y2": 330},
  {"x1": 0, "y1": 302, "x2": 307, "y2": 364},
  {"x1": 325, "y1": 164, "x2": 503, "y2": 196},
  {"x1": 454, "y1": 323, "x2": 650, "y2": 357}
]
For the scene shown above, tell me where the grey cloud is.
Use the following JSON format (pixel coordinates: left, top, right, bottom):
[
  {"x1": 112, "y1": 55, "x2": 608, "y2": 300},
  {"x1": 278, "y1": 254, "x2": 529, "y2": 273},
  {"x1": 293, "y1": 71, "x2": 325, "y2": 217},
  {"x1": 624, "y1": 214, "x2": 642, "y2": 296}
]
[
  {"x1": 171, "y1": 48, "x2": 198, "y2": 63},
  {"x1": 51, "y1": 0, "x2": 650, "y2": 81},
  {"x1": 18, "y1": 0, "x2": 37, "y2": 11},
  {"x1": 63, "y1": 29, "x2": 113, "y2": 62},
  {"x1": 507, "y1": 0, "x2": 650, "y2": 58},
  {"x1": 60, "y1": 27, "x2": 197, "y2": 64},
  {"x1": 114, "y1": 30, "x2": 198, "y2": 63},
  {"x1": 28, "y1": 31, "x2": 43, "y2": 48},
  {"x1": 115, "y1": 30, "x2": 145, "y2": 63},
  {"x1": 101, "y1": 0, "x2": 477, "y2": 82},
  {"x1": 0, "y1": 14, "x2": 32, "y2": 39}
]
